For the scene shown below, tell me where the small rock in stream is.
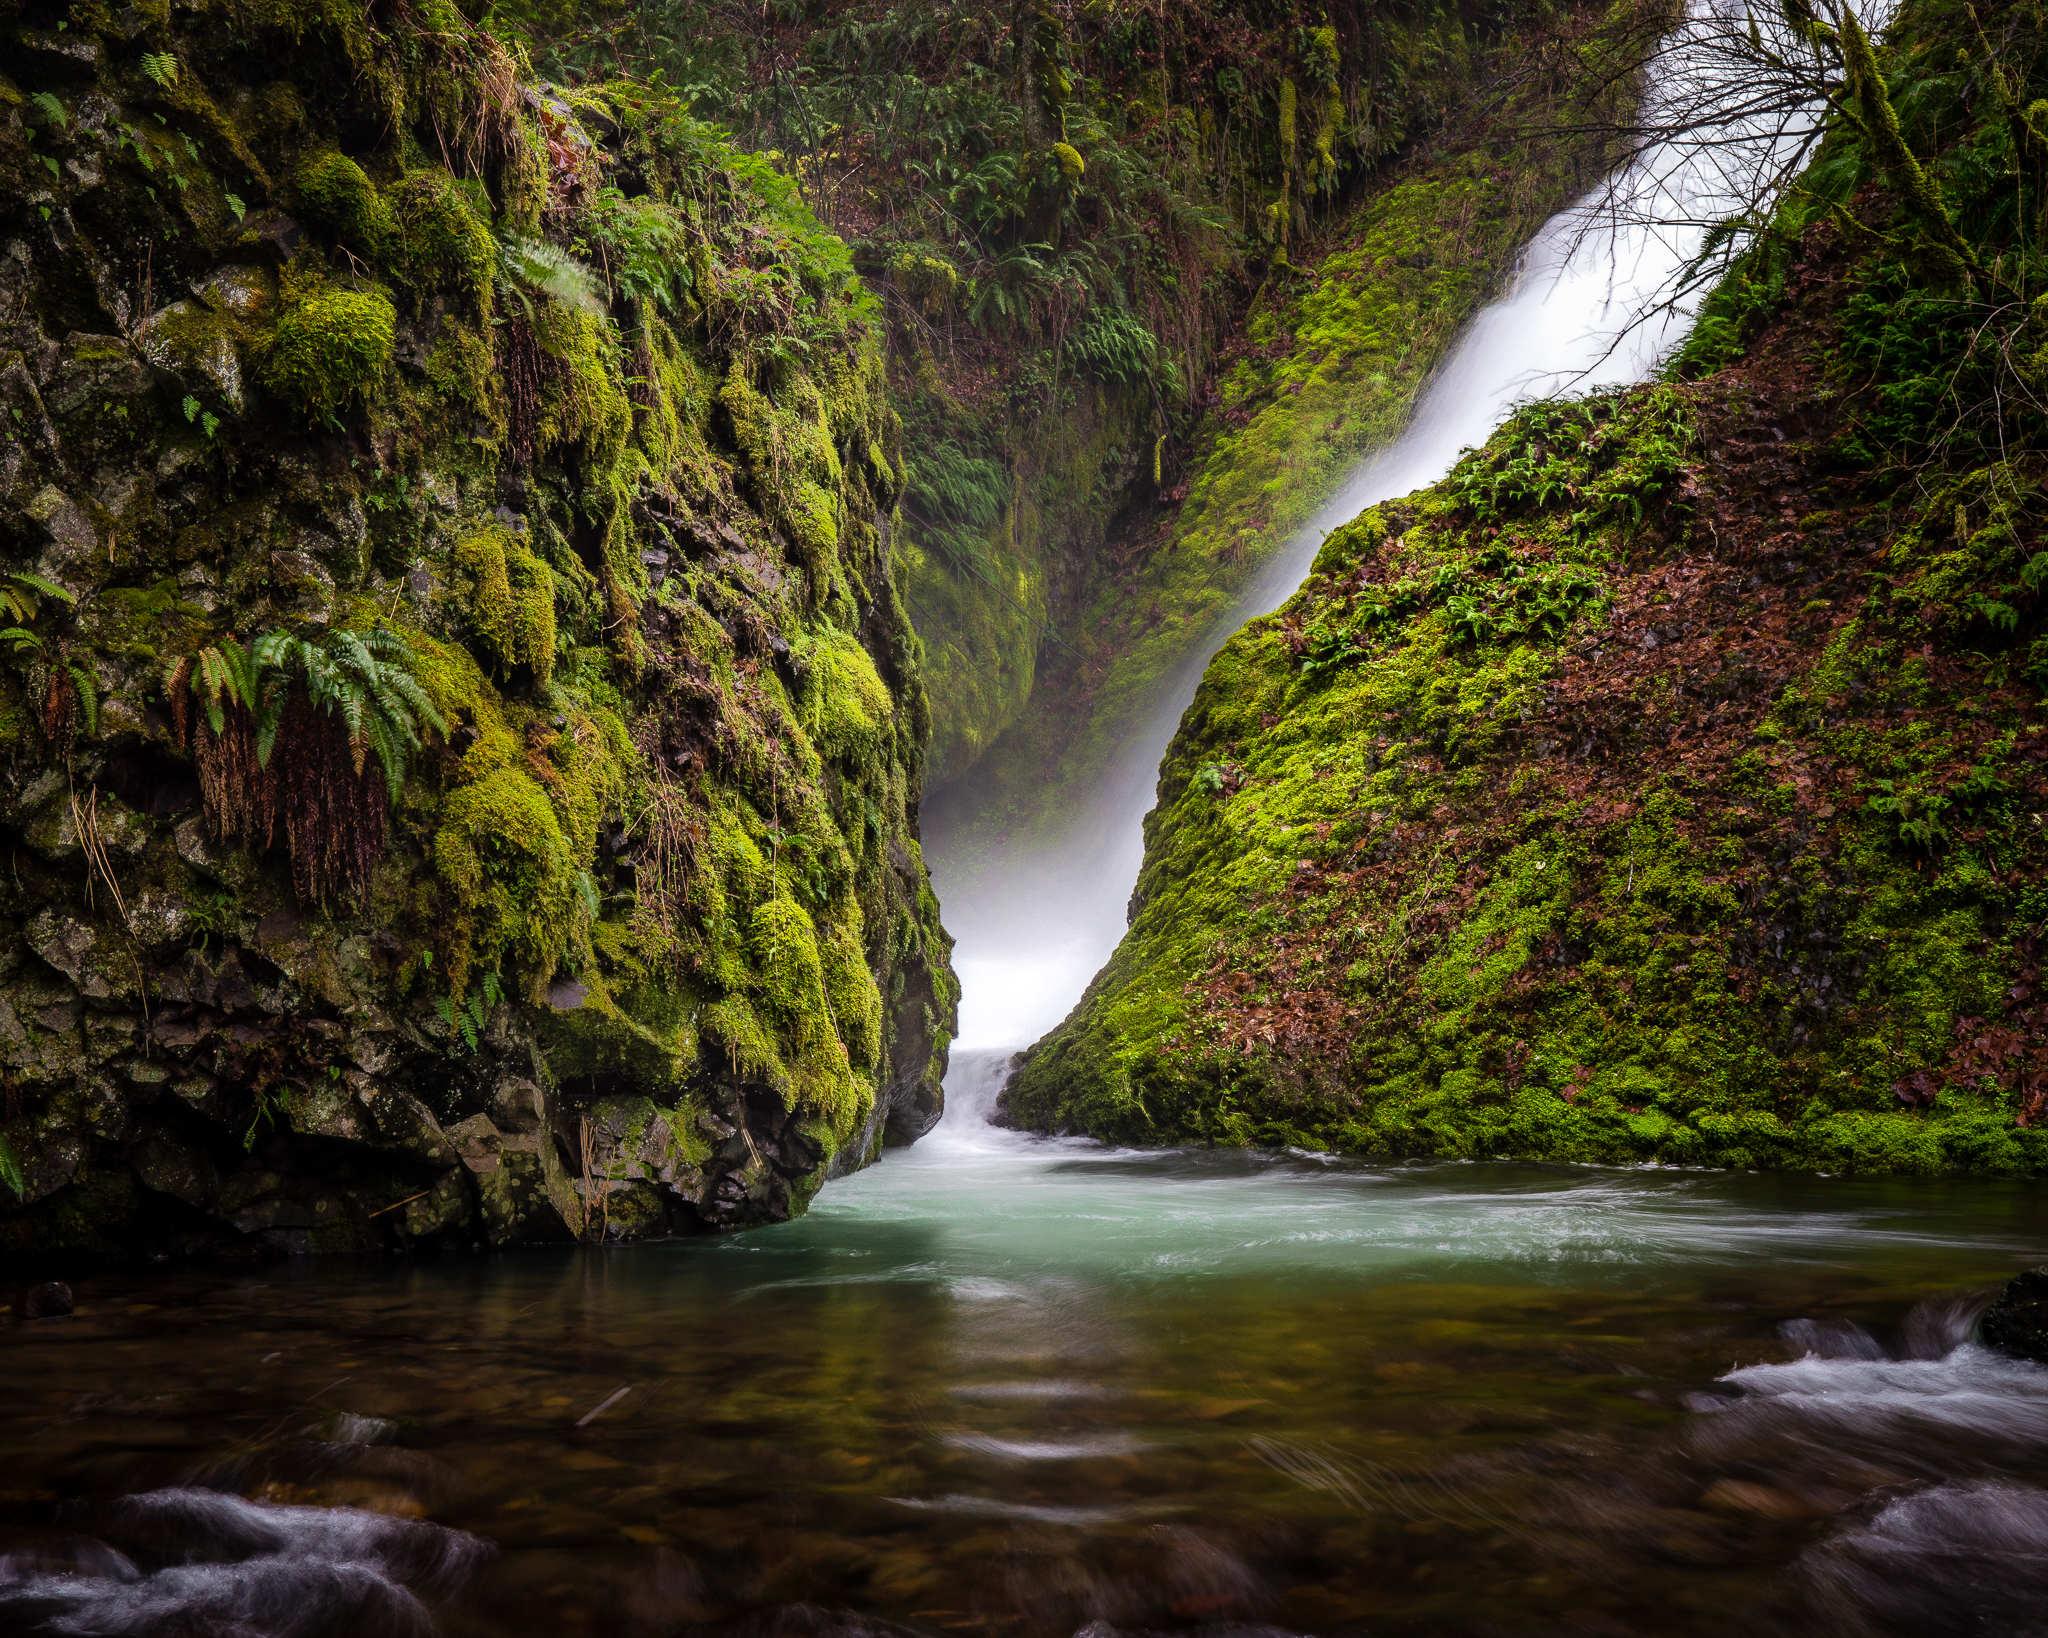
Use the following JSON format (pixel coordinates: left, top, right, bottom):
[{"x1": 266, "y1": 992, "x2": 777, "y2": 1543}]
[
  {"x1": 1981, "y1": 1266, "x2": 2048, "y2": 1362},
  {"x1": 16, "y1": 1281, "x2": 74, "y2": 1320}
]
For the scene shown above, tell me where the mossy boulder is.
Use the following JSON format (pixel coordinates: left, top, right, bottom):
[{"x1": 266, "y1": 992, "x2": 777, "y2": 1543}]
[
  {"x1": 261, "y1": 286, "x2": 396, "y2": 418},
  {"x1": 294, "y1": 150, "x2": 396, "y2": 257},
  {"x1": 455, "y1": 528, "x2": 556, "y2": 677}
]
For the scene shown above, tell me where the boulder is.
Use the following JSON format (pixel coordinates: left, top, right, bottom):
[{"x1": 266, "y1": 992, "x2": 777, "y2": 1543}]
[
  {"x1": 16, "y1": 1281, "x2": 74, "y2": 1319},
  {"x1": 1981, "y1": 1267, "x2": 2048, "y2": 1363}
]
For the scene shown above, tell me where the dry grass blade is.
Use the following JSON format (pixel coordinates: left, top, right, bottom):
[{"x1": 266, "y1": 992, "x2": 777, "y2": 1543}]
[{"x1": 70, "y1": 785, "x2": 127, "y2": 925}]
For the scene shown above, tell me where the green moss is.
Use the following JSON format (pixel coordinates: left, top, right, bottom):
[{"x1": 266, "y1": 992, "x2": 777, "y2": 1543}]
[
  {"x1": 456, "y1": 527, "x2": 557, "y2": 677},
  {"x1": 939, "y1": 135, "x2": 1608, "y2": 854},
  {"x1": 799, "y1": 630, "x2": 895, "y2": 758},
  {"x1": 386, "y1": 168, "x2": 496, "y2": 310},
  {"x1": 534, "y1": 300, "x2": 632, "y2": 470},
  {"x1": 402, "y1": 631, "x2": 626, "y2": 996},
  {"x1": 294, "y1": 150, "x2": 394, "y2": 257},
  {"x1": 703, "y1": 992, "x2": 788, "y2": 1085},
  {"x1": 434, "y1": 766, "x2": 577, "y2": 994},
  {"x1": 261, "y1": 284, "x2": 395, "y2": 419},
  {"x1": 0, "y1": 0, "x2": 961, "y2": 1252},
  {"x1": 751, "y1": 897, "x2": 832, "y2": 1050},
  {"x1": 1005, "y1": 373, "x2": 2047, "y2": 1176},
  {"x1": 820, "y1": 921, "x2": 882, "y2": 1070}
]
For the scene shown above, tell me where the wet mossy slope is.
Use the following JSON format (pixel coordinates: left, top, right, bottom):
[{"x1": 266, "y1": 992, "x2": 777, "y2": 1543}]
[
  {"x1": 1003, "y1": 0, "x2": 2048, "y2": 1173},
  {"x1": 926, "y1": 0, "x2": 1647, "y2": 865},
  {"x1": 0, "y1": 0, "x2": 955, "y2": 1258}
]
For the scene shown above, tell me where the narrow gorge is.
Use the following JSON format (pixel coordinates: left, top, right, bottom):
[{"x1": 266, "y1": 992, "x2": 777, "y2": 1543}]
[{"x1": 3, "y1": 0, "x2": 2048, "y2": 1633}]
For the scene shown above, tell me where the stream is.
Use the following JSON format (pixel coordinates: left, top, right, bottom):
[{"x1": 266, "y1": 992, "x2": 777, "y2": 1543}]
[{"x1": 6, "y1": 118, "x2": 2048, "y2": 1638}]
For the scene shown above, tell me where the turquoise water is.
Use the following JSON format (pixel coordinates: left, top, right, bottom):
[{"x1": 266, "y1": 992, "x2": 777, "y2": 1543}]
[{"x1": 4, "y1": 1055, "x2": 2046, "y2": 1638}]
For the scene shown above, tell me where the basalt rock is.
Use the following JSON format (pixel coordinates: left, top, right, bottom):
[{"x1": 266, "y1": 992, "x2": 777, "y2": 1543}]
[
  {"x1": 0, "y1": 0, "x2": 956, "y2": 1261},
  {"x1": 15, "y1": 1280, "x2": 73, "y2": 1319},
  {"x1": 1981, "y1": 1268, "x2": 2048, "y2": 1364}
]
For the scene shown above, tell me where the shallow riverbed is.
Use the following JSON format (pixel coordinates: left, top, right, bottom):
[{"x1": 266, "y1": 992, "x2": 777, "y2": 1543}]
[{"x1": 4, "y1": 1054, "x2": 2046, "y2": 1638}]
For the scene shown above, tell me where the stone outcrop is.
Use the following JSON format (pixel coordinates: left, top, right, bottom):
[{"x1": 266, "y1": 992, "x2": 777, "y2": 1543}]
[{"x1": 0, "y1": 0, "x2": 955, "y2": 1259}]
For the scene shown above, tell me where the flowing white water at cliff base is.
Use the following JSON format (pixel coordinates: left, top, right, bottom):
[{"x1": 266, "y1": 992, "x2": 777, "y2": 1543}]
[{"x1": 929, "y1": 166, "x2": 1714, "y2": 1056}]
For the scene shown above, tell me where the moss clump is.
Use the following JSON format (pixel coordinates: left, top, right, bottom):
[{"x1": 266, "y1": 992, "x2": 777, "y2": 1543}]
[
  {"x1": 819, "y1": 915, "x2": 883, "y2": 1068},
  {"x1": 294, "y1": 150, "x2": 395, "y2": 256},
  {"x1": 751, "y1": 897, "x2": 833, "y2": 1052},
  {"x1": 402, "y1": 632, "x2": 627, "y2": 995},
  {"x1": 261, "y1": 285, "x2": 395, "y2": 418},
  {"x1": 456, "y1": 528, "x2": 557, "y2": 677},
  {"x1": 703, "y1": 993, "x2": 789, "y2": 1086},
  {"x1": 386, "y1": 168, "x2": 496, "y2": 309},
  {"x1": 434, "y1": 767, "x2": 577, "y2": 993},
  {"x1": 800, "y1": 630, "x2": 895, "y2": 758}
]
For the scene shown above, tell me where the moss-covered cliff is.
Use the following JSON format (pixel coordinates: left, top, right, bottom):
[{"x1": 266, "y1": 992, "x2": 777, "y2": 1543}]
[
  {"x1": 920, "y1": 0, "x2": 1649, "y2": 864},
  {"x1": 1002, "y1": 0, "x2": 2048, "y2": 1173},
  {"x1": 0, "y1": 0, "x2": 955, "y2": 1260},
  {"x1": 498, "y1": 0, "x2": 1650, "y2": 803}
]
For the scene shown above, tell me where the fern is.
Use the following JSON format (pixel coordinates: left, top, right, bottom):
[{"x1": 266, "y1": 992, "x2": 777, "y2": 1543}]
[
  {"x1": 0, "y1": 1135, "x2": 21, "y2": 1200},
  {"x1": 139, "y1": 51, "x2": 178, "y2": 88},
  {"x1": 1066, "y1": 303, "x2": 1158, "y2": 385},
  {"x1": 436, "y1": 971, "x2": 501, "y2": 1054},
  {"x1": 168, "y1": 625, "x2": 446, "y2": 793},
  {"x1": 30, "y1": 91, "x2": 66, "y2": 129},
  {"x1": 495, "y1": 233, "x2": 603, "y2": 317},
  {"x1": 0, "y1": 573, "x2": 75, "y2": 623},
  {"x1": 67, "y1": 663, "x2": 97, "y2": 738}
]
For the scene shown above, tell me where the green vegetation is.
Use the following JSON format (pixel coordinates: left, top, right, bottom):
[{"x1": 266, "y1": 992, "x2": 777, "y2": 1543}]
[
  {"x1": 0, "y1": 0, "x2": 954, "y2": 1252},
  {"x1": 1005, "y1": 0, "x2": 2048, "y2": 1174},
  {"x1": 485, "y1": 0, "x2": 1643, "y2": 789}
]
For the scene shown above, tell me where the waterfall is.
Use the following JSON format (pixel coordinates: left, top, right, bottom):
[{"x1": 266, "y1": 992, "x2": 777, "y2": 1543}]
[{"x1": 926, "y1": 165, "x2": 1719, "y2": 1069}]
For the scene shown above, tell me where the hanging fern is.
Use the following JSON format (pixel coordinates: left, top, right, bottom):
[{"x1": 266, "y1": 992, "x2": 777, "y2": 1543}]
[
  {"x1": 495, "y1": 232, "x2": 604, "y2": 317},
  {"x1": 0, "y1": 575, "x2": 94, "y2": 751},
  {"x1": 1066, "y1": 303, "x2": 1158, "y2": 386},
  {"x1": 164, "y1": 626, "x2": 446, "y2": 902}
]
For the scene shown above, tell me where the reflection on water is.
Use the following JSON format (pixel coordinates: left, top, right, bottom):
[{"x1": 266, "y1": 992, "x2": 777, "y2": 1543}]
[{"x1": 4, "y1": 1054, "x2": 2047, "y2": 1637}]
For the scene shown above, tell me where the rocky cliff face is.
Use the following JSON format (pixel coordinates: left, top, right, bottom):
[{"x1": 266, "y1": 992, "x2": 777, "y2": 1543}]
[
  {"x1": 0, "y1": 0, "x2": 955, "y2": 1260},
  {"x1": 1001, "y1": 0, "x2": 2048, "y2": 1173}
]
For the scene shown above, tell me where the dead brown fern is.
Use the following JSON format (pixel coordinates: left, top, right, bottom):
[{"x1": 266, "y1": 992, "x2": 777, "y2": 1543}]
[{"x1": 177, "y1": 686, "x2": 387, "y2": 907}]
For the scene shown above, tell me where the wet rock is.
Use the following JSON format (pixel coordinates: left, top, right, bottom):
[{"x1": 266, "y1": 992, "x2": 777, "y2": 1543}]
[
  {"x1": 1980, "y1": 1266, "x2": 2048, "y2": 1363},
  {"x1": 131, "y1": 1125, "x2": 221, "y2": 1209},
  {"x1": 192, "y1": 264, "x2": 272, "y2": 320},
  {"x1": 490, "y1": 1077, "x2": 545, "y2": 1134},
  {"x1": 403, "y1": 1168, "x2": 472, "y2": 1240},
  {"x1": 134, "y1": 299, "x2": 244, "y2": 413},
  {"x1": 356, "y1": 1084, "x2": 455, "y2": 1169},
  {"x1": 16, "y1": 1281, "x2": 74, "y2": 1319},
  {"x1": 292, "y1": 1076, "x2": 374, "y2": 1145},
  {"x1": 22, "y1": 483, "x2": 100, "y2": 591},
  {"x1": 26, "y1": 910, "x2": 111, "y2": 998}
]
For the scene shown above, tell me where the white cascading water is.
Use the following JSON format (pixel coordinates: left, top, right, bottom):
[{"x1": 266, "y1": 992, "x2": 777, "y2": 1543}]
[{"x1": 928, "y1": 154, "x2": 1715, "y2": 1061}]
